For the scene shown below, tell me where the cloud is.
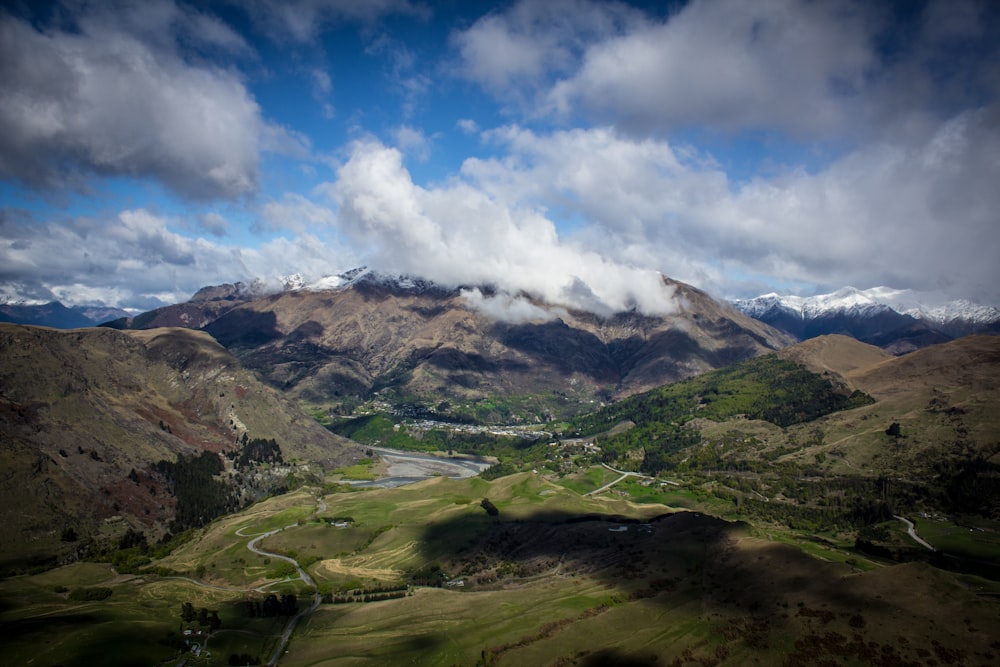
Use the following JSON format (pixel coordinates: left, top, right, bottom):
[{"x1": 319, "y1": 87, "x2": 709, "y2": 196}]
[
  {"x1": 0, "y1": 1, "x2": 299, "y2": 200},
  {"x1": 311, "y1": 68, "x2": 336, "y2": 119},
  {"x1": 199, "y1": 212, "x2": 230, "y2": 237},
  {"x1": 325, "y1": 138, "x2": 679, "y2": 316},
  {"x1": 460, "y1": 287, "x2": 560, "y2": 323},
  {"x1": 456, "y1": 0, "x2": 1000, "y2": 144},
  {"x1": 450, "y1": 0, "x2": 639, "y2": 108},
  {"x1": 545, "y1": 0, "x2": 877, "y2": 136},
  {"x1": 454, "y1": 115, "x2": 1000, "y2": 304},
  {"x1": 457, "y1": 118, "x2": 479, "y2": 134},
  {"x1": 0, "y1": 207, "x2": 351, "y2": 309},
  {"x1": 364, "y1": 32, "x2": 432, "y2": 119},
  {"x1": 725, "y1": 107, "x2": 1000, "y2": 302},
  {"x1": 393, "y1": 125, "x2": 432, "y2": 161},
  {"x1": 261, "y1": 193, "x2": 340, "y2": 234},
  {"x1": 444, "y1": 1, "x2": 1000, "y2": 304}
]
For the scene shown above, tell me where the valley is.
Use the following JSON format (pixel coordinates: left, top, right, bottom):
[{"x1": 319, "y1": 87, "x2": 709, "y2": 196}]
[
  {"x1": 4, "y1": 1, "x2": 1000, "y2": 665},
  {"x1": 2, "y1": 281, "x2": 1000, "y2": 666}
]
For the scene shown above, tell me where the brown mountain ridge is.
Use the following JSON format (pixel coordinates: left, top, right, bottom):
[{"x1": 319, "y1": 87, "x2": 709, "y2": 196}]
[
  {"x1": 0, "y1": 323, "x2": 360, "y2": 572},
  {"x1": 118, "y1": 274, "x2": 793, "y2": 417}
]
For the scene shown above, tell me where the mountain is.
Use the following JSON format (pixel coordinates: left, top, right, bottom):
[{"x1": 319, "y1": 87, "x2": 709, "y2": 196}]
[
  {"x1": 0, "y1": 323, "x2": 361, "y2": 573},
  {"x1": 100, "y1": 281, "x2": 265, "y2": 330},
  {"x1": 140, "y1": 271, "x2": 794, "y2": 418},
  {"x1": 0, "y1": 300, "x2": 131, "y2": 328},
  {"x1": 733, "y1": 286, "x2": 1000, "y2": 353}
]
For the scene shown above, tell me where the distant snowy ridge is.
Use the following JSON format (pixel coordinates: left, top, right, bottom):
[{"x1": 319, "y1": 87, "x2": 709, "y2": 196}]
[{"x1": 733, "y1": 286, "x2": 1000, "y2": 326}]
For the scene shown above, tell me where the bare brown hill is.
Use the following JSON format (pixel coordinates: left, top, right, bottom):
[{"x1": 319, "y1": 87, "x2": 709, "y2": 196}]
[
  {"x1": 849, "y1": 334, "x2": 1000, "y2": 399},
  {"x1": 193, "y1": 276, "x2": 792, "y2": 414},
  {"x1": 762, "y1": 334, "x2": 1000, "y2": 483},
  {"x1": 778, "y1": 333, "x2": 893, "y2": 392},
  {"x1": 0, "y1": 323, "x2": 360, "y2": 572}
]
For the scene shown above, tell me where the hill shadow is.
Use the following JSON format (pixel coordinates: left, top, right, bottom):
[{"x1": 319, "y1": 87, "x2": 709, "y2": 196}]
[
  {"x1": 409, "y1": 504, "x2": 973, "y2": 664},
  {"x1": 203, "y1": 309, "x2": 282, "y2": 349},
  {"x1": 496, "y1": 321, "x2": 620, "y2": 383},
  {"x1": 416, "y1": 506, "x2": 889, "y2": 623}
]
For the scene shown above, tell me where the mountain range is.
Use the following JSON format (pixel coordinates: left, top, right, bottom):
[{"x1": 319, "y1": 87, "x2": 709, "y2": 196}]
[
  {"x1": 5, "y1": 278, "x2": 997, "y2": 358},
  {"x1": 101, "y1": 270, "x2": 792, "y2": 416},
  {"x1": 733, "y1": 286, "x2": 1000, "y2": 353}
]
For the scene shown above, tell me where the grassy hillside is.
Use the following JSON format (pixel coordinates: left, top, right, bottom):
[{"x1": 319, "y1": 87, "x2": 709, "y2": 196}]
[
  {"x1": 3, "y1": 478, "x2": 999, "y2": 666},
  {"x1": 565, "y1": 353, "x2": 874, "y2": 474},
  {"x1": 0, "y1": 324, "x2": 361, "y2": 574},
  {"x1": 399, "y1": 336, "x2": 1000, "y2": 575}
]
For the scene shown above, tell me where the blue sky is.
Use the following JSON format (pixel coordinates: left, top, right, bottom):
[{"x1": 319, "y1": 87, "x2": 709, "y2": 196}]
[{"x1": 1, "y1": 0, "x2": 999, "y2": 313}]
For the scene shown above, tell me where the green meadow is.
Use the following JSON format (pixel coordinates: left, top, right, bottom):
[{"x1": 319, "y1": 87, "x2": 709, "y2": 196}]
[{"x1": 3, "y1": 471, "x2": 1000, "y2": 666}]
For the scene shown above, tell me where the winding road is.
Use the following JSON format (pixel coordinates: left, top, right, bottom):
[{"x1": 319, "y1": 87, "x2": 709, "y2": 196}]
[
  {"x1": 585, "y1": 463, "x2": 654, "y2": 496},
  {"x1": 894, "y1": 515, "x2": 936, "y2": 551},
  {"x1": 178, "y1": 449, "x2": 491, "y2": 663},
  {"x1": 233, "y1": 501, "x2": 326, "y2": 666}
]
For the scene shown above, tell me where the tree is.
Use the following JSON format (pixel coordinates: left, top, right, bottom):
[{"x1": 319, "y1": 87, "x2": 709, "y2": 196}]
[
  {"x1": 480, "y1": 498, "x2": 499, "y2": 516},
  {"x1": 885, "y1": 422, "x2": 902, "y2": 437},
  {"x1": 180, "y1": 602, "x2": 196, "y2": 623},
  {"x1": 262, "y1": 593, "x2": 281, "y2": 617}
]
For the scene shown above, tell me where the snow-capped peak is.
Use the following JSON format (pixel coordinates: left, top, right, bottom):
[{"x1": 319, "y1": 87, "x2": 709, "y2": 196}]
[
  {"x1": 280, "y1": 267, "x2": 440, "y2": 294},
  {"x1": 734, "y1": 286, "x2": 1000, "y2": 325}
]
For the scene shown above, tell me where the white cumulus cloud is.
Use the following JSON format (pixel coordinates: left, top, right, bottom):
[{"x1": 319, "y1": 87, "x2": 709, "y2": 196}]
[{"x1": 325, "y1": 138, "x2": 679, "y2": 316}]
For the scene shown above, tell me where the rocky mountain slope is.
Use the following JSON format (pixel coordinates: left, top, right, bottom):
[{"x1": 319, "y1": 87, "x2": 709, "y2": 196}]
[
  {"x1": 102, "y1": 282, "x2": 261, "y2": 330},
  {"x1": 0, "y1": 323, "x2": 360, "y2": 572},
  {"x1": 183, "y1": 273, "x2": 793, "y2": 416},
  {"x1": 734, "y1": 286, "x2": 1000, "y2": 354}
]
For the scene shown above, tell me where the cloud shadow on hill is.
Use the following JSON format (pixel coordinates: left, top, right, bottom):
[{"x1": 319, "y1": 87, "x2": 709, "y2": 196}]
[{"x1": 415, "y1": 506, "x2": 894, "y2": 624}]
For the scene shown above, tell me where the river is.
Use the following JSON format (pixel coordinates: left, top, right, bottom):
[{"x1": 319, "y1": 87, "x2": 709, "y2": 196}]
[{"x1": 348, "y1": 446, "x2": 494, "y2": 488}]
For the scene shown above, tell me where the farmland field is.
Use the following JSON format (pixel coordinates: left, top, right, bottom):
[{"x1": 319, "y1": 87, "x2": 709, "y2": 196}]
[{"x1": 3, "y1": 473, "x2": 1000, "y2": 666}]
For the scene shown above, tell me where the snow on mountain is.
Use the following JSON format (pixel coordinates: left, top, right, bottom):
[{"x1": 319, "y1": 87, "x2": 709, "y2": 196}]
[
  {"x1": 291, "y1": 267, "x2": 445, "y2": 295},
  {"x1": 281, "y1": 273, "x2": 307, "y2": 291},
  {"x1": 734, "y1": 286, "x2": 1000, "y2": 326}
]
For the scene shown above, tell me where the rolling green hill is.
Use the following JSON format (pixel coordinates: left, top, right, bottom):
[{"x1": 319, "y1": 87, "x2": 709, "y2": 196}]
[{"x1": 565, "y1": 352, "x2": 874, "y2": 474}]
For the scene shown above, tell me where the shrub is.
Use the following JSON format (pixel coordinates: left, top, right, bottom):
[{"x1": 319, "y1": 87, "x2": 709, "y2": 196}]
[{"x1": 68, "y1": 587, "x2": 113, "y2": 601}]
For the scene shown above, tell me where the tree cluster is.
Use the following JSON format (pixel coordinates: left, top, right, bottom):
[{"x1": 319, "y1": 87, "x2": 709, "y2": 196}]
[
  {"x1": 180, "y1": 601, "x2": 221, "y2": 630},
  {"x1": 68, "y1": 587, "x2": 112, "y2": 601},
  {"x1": 229, "y1": 435, "x2": 284, "y2": 469},
  {"x1": 325, "y1": 586, "x2": 408, "y2": 604},
  {"x1": 243, "y1": 593, "x2": 298, "y2": 618},
  {"x1": 154, "y1": 451, "x2": 235, "y2": 530}
]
